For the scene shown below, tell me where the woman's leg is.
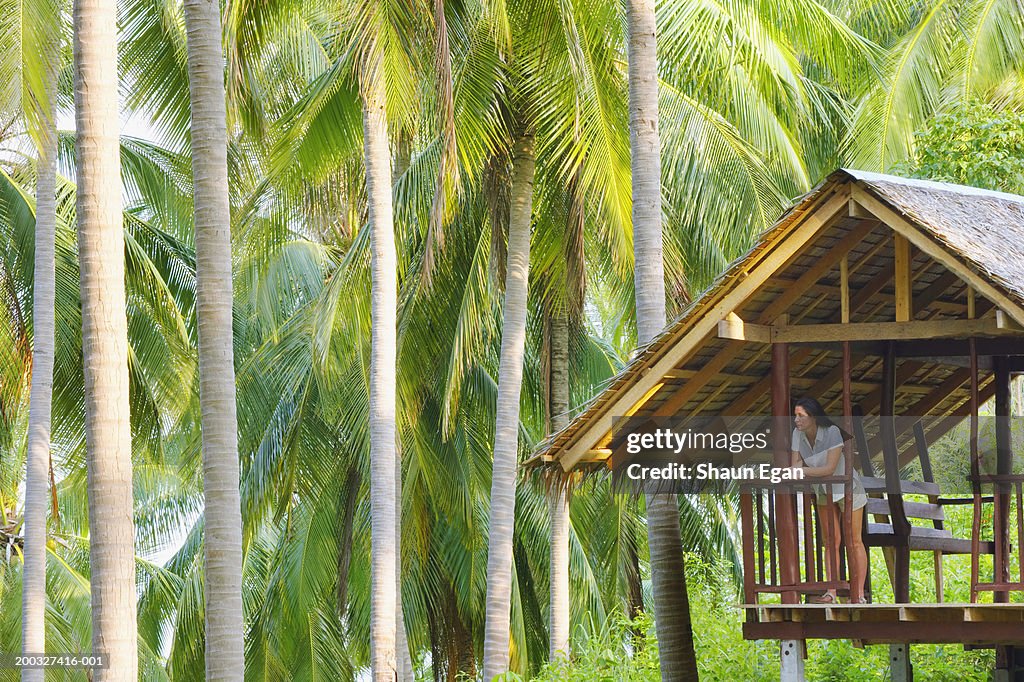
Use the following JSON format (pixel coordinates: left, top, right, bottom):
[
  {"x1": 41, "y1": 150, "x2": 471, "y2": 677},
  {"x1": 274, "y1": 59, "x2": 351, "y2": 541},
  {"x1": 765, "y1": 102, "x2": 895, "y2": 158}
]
[
  {"x1": 846, "y1": 504, "x2": 868, "y2": 602},
  {"x1": 816, "y1": 502, "x2": 840, "y2": 601}
]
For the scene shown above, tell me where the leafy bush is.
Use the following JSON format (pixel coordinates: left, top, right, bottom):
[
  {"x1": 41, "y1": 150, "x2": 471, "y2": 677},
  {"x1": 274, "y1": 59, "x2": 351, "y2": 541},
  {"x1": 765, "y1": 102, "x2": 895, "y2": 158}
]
[
  {"x1": 527, "y1": 554, "x2": 996, "y2": 681},
  {"x1": 908, "y1": 102, "x2": 1024, "y2": 194}
]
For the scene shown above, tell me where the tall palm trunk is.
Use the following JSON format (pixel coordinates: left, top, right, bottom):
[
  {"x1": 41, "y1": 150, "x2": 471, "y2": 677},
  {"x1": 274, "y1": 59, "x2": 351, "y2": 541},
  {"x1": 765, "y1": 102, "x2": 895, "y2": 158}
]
[
  {"x1": 22, "y1": 77, "x2": 58, "y2": 682},
  {"x1": 73, "y1": 0, "x2": 138, "y2": 675},
  {"x1": 626, "y1": 0, "x2": 699, "y2": 679},
  {"x1": 482, "y1": 132, "x2": 535, "y2": 680},
  {"x1": 362, "y1": 51, "x2": 399, "y2": 682},
  {"x1": 548, "y1": 310, "x2": 570, "y2": 659},
  {"x1": 392, "y1": 140, "x2": 414, "y2": 682},
  {"x1": 396, "y1": 440, "x2": 414, "y2": 681},
  {"x1": 181, "y1": 0, "x2": 246, "y2": 677}
]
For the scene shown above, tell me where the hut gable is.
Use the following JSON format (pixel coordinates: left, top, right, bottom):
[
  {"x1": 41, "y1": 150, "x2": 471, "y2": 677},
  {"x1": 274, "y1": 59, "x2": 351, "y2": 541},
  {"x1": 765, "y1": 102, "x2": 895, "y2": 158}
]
[
  {"x1": 850, "y1": 169, "x2": 1024, "y2": 309},
  {"x1": 529, "y1": 169, "x2": 1024, "y2": 473}
]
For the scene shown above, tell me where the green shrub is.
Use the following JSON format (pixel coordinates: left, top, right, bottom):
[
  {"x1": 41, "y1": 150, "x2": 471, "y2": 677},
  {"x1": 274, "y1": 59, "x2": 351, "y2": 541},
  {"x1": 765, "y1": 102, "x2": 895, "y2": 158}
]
[{"x1": 530, "y1": 553, "x2": 997, "y2": 680}]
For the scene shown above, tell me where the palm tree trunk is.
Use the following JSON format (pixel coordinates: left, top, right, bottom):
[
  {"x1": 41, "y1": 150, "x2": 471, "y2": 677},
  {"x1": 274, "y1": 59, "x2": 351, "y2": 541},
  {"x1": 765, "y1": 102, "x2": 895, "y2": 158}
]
[
  {"x1": 482, "y1": 132, "x2": 535, "y2": 680},
  {"x1": 392, "y1": 136, "x2": 414, "y2": 681},
  {"x1": 395, "y1": 440, "x2": 414, "y2": 680},
  {"x1": 73, "y1": 0, "x2": 138, "y2": 675},
  {"x1": 362, "y1": 52, "x2": 399, "y2": 682},
  {"x1": 548, "y1": 310, "x2": 570, "y2": 659},
  {"x1": 627, "y1": 0, "x2": 699, "y2": 679},
  {"x1": 181, "y1": 0, "x2": 246, "y2": 677},
  {"x1": 22, "y1": 77, "x2": 58, "y2": 682}
]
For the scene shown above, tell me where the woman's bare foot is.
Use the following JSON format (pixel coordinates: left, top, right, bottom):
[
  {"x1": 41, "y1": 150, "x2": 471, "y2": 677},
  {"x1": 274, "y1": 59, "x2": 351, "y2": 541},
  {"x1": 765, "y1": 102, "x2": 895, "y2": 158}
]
[{"x1": 810, "y1": 591, "x2": 837, "y2": 604}]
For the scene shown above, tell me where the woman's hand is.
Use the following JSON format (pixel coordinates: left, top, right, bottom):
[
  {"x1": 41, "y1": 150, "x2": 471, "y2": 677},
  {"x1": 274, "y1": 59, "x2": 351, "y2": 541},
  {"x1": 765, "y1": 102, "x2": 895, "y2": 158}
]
[{"x1": 801, "y1": 446, "x2": 843, "y2": 477}]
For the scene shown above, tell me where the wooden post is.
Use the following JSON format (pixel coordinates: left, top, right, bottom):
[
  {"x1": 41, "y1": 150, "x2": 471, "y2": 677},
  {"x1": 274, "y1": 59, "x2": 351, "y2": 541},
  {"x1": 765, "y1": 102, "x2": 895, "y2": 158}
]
[
  {"x1": 882, "y1": 342, "x2": 911, "y2": 603},
  {"x1": 995, "y1": 646, "x2": 1012, "y2": 682},
  {"x1": 841, "y1": 255, "x2": 855, "y2": 601},
  {"x1": 775, "y1": 335, "x2": 804, "y2": 679},
  {"x1": 970, "y1": 335, "x2": 981, "y2": 603},
  {"x1": 994, "y1": 352, "x2": 1012, "y2": 682},
  {"x1": 894, "y1": 235, "x2": 912, "y2": 322},
  {"x1": 740, "y1": 491, "x2": 756, "y2": 604},
  {"x1": 968, "y1": 284, "x2": 981, "y2": 603},
  {"x1": 772, "y1": 332, "x2": 800, "y2": 604},
  {"x1": 995, "y1": 356, "x2": 1012, "y2": 601},
  {"x1": 840, "y1": 255, "x2": 851, "y2": 325}
]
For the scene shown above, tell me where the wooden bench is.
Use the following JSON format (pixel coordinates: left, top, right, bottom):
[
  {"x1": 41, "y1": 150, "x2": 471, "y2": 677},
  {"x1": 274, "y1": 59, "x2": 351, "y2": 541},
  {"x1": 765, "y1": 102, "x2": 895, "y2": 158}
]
[{"x1": 852, "y1": 410, "x2": 995, "y2": 602}]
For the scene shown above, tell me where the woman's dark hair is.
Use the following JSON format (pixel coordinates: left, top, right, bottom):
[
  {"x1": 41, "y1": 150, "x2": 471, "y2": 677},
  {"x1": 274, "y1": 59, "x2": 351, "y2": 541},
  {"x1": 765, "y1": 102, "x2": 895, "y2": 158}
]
[
  {"x1": 794, "y1": 397, "x2": 851, "y2": 441},
  {"x1": 793, "y1": 397, "x2": 835, "y2": 428}
]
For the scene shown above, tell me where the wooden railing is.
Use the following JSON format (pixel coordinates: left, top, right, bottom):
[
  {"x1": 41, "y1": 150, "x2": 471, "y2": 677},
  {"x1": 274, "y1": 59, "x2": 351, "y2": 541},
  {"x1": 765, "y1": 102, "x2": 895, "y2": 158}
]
[{"x1": 741, "y1": 476, "x2": 853, "y2": 604}]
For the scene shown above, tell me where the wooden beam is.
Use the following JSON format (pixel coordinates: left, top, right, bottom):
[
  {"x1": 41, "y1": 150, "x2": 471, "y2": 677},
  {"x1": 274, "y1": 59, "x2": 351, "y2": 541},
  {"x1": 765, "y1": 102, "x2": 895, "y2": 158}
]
[
  {"x1": 728, "y1": 267, "x2": 979, "y2": 417},
  {"x1": 997, "y1": 309, "x2": 1024, "y2": 331},
  {"x1": 841, "y1": 256, "x2": 850, "y2": 324},
  {"x1": 718, "y1": 318, "x2": 1017, "y2": 345},
  {"x1": 773, "y1": 318, "x2": 1013, "y2": 344},
  {"x1": 651, "y1": 213, "x2": 874, "y2": 418},
  {"x1": 764, "y1": 281, "x2": 967, "y2": 314},
  {"x1": 894, "y1": 234, "x2": 912, "y2": 321},
  {"x1": 915, "y1": 271, "x2": 960, "y2": 315},
  {"x1": 718, "y1": 312, "x2": 772, "y2": 343},
  {"x1": 849, "y1": 199, "x2": 873, "y2": 219},
  {"x1": 851, "y1": 184, "x2": 1024, "y2": 327},
  {"x1": 649, "y1": 340, "x2": 744, "y2": 418},
  {"x1": 758, "y1": 218, "x2": 879, "y2": 322},
  {"x1": 858, "y1": 367, "x2": 986, "y2": 461},
  {"x1": 557, "y1": 188, "x2": 854, "y2": 470}
]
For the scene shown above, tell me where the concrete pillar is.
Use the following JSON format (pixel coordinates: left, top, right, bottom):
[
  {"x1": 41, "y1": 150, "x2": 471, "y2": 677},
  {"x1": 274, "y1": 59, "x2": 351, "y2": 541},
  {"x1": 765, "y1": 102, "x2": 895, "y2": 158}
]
[
  {"x1": 780, "y1": 640, "x2": 805, "y2": 681},
  {"x1": 889, "y1": 643, "x2": 912, "y2": 681}
]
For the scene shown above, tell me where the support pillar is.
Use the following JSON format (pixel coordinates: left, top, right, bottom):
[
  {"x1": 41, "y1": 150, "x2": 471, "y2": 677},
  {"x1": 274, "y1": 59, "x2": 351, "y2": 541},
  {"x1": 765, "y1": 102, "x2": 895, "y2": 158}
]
[
  {"x1": 780, "y1": 639, "x2": 805, "y2": 681},
  {"x1": 993, "y1": 644, "x2": 1013, "y2": 682},
  {"x1": 995, "y1": 356, "x2": 1012, "y2": 597},
  {"x1": 889, "y1": 643, "x2": 912, "y2": 681},
  {"x1": 995, "y1": 358, "x2": 1013, "y2": 675},
  {"x1": 772, "y1": 337, "x2": 799, "y2": 604}
]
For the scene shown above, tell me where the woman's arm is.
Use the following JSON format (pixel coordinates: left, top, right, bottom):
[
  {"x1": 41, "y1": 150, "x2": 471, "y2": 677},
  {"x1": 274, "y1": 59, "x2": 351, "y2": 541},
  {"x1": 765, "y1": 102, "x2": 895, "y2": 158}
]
[{"x1": 801, "y1": 445, "x2": 843, "y2": 477}]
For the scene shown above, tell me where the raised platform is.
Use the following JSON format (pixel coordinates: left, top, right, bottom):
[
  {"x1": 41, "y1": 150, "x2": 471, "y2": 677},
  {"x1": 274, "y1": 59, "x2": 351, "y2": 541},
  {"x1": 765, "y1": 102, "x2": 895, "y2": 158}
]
[{"x1": 743, "y1": 603, "x2": 1024, "y2": 645}]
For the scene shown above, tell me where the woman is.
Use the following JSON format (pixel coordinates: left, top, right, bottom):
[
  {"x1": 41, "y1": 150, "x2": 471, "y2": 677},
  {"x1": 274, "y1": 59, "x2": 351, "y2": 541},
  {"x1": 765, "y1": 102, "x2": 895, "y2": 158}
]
[{"x1": 791, "y1": 397, "x2": 868, "y2": 604}]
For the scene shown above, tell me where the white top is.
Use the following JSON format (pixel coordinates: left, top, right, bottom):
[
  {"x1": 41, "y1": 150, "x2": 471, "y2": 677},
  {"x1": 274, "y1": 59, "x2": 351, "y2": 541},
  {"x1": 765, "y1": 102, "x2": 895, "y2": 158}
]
[{"x1": 791, "y1": 424, "x2": 866, "y2": 504}]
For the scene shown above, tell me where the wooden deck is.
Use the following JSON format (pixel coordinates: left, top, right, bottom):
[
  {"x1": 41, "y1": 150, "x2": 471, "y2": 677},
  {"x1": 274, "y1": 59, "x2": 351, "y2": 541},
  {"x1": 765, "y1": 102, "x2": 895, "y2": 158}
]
[{"x1": 743, "y1": 603, "x2": 1024, "y2": 644}]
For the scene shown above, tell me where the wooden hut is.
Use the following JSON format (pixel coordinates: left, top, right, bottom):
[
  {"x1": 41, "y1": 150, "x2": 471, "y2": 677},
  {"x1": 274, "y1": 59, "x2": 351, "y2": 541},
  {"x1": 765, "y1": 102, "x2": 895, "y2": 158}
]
[{"x1": 524, "y1": 169, "x2": 1024, "y2": 680}]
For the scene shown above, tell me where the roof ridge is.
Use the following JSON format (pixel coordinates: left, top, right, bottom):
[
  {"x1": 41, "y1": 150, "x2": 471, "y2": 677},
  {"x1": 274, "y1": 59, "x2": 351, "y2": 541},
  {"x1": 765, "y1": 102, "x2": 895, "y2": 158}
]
[{"x1": 841, "y1": 168, "x2": 1024, "y2": 205}]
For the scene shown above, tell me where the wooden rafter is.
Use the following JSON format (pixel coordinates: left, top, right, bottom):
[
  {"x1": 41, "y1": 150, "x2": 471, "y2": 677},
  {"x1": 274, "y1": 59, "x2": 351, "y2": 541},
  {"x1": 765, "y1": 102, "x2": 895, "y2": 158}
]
[
  {"x1": 720, "y1": 317, "x2": 1018, "y2": 345},
  {"x1": 852, "y1": 185, "x2": 1024, "y2": 327}
]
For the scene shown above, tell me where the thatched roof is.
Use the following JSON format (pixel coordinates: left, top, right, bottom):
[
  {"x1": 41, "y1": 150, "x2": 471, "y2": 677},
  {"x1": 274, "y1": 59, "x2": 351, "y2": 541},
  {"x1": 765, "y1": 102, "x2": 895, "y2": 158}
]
[
  {"x1": 847, "y1": 170, "x2": 1024, "y2": 308},
  {"x1": 526, "y1": 169, "x2": 1024, "y2": 473}
]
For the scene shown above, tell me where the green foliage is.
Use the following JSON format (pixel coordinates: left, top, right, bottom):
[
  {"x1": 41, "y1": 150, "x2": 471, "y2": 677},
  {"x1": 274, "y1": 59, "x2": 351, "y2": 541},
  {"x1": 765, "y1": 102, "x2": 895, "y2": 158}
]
[
  {"x1": 526, "y1": 612, "x2": 659, "y2": 682},
  {"x1": 909, "y1": 101, "x2": 1024, "y2": 193},
  {"x1": 527, "y1": 553, "x2": 998, "y2": 681}
]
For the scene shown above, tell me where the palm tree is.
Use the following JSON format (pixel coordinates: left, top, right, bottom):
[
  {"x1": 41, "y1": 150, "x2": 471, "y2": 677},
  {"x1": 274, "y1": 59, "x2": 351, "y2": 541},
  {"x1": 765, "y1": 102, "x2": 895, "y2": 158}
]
[
  {"x1": 482, "y1": 131, "x2": 536, "y2": 679},
  {"x1": 361, "y1": 44, "x2": 400, "y2": 682},
  {"x1": 21, "y1": 94, "x2": 56, "y2": 682},
  {"x1": 0, "y1": 114, "x2": 202, "y2": 675},
  {"x1": 73, "y1": 0, "x2": 138, "y2": 674},
  {"x1": 180, "y1": 0, "x2": 246, "y2": 676},
  {"x1": 844, "y1": 0, "x2": 1024, "y2": 171},
  {"x1": 16, "y1": 5, "x2": 62, "y2": 678},
  {"x1": 625, "y1": 0, "x2": 699, "y2": 678},
  {"x1": 547, "y1": 307, "x2": 570, "y2": 659}
]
